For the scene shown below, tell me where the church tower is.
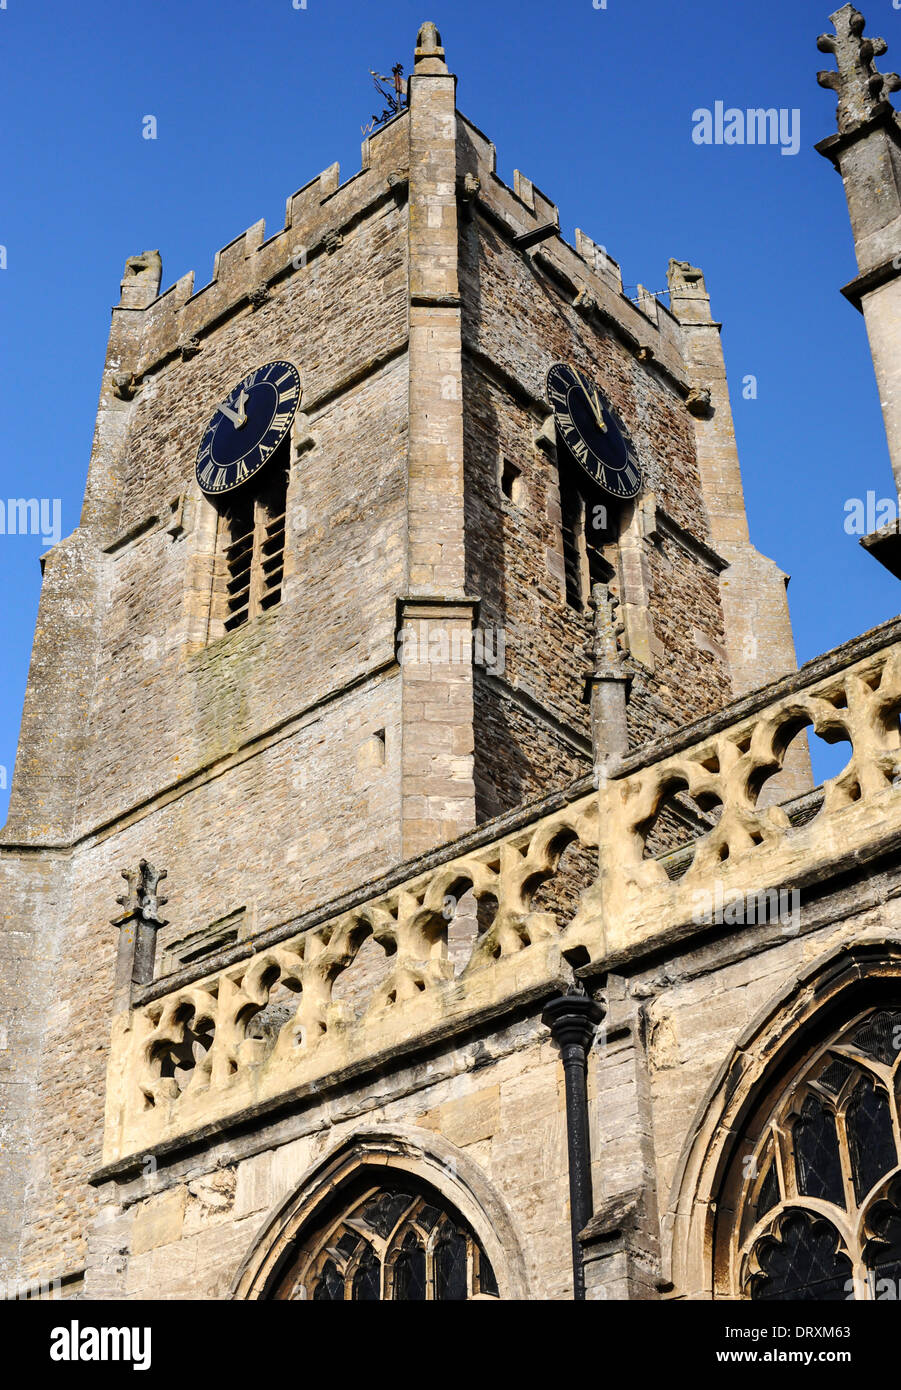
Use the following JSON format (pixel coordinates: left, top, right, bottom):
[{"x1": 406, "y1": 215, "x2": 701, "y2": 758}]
[{"x1": 1, "y1": 21, "x2": 832, "y2": 1302}]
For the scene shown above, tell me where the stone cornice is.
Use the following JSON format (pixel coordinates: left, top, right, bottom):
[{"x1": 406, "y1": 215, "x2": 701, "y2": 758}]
[
  {"x1": 815, "y1": 105, "x2": 901, "y2": 170},
  {"x1": 840, "y1": 252, "x2": 901, "y2": 312}
]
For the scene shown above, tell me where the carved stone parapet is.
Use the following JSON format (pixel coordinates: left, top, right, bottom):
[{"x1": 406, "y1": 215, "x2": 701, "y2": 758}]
[{"x1": 98, "y1": 631, "x2": 901, "y2": 1168}]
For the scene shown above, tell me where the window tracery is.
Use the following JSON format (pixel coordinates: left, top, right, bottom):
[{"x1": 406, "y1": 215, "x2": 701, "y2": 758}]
[
  {"x1": 271, "y1": 1176, "x2": 499, "y2": 1301},
  {"x1": 726, "y1": 1006, "x2": 901, "y2": 1299}
]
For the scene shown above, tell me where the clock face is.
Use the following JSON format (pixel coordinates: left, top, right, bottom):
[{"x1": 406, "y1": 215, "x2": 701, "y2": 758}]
[
  {"x1": 195, "y1": 361, "x2": 301, "y2": 496},
  {"x1": 546, "y1": 362, "x2": 642, "y2": 500}
]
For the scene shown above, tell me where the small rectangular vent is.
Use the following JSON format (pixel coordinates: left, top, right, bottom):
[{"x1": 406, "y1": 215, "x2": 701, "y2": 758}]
[{"x1": 159, "y1": 909, "x2": 247, "y2": 977}]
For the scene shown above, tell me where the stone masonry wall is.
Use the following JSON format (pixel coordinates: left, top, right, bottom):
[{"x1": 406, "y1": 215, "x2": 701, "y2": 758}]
[
  {"x1": 77, "y1": 217, "x2": 408, "y2": 830},
  {"x1": 1, "y1": 58, "x2": 815, "y2": 1300},
  {"x1": 84, "y1": 1014, "x2": 580, "y2": 1301},
  {"x1": 5, "y1": 116, "x2": 416, "y2": 1284},
  {"x1": 631, "y1": 881, "x2": 901, "y2": 1297},
  {"x1": 459, "y1": 151, "x2": 732, "y2": 816},
  {"x1": 16, "y1": 668, "x2": 403, "y2": 1282}
]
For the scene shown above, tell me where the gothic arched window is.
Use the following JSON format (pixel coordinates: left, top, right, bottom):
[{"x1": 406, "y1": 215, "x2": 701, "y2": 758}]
[
  {"x1": 270, "y1": 1174, "x2": 499, "y2": 1301},
  {"x1": 722, "y1": 1005, "x2": 901, "y2": 1300}
]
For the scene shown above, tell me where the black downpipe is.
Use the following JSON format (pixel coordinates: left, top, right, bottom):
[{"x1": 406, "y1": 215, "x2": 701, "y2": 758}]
[{"x1": 542, "y1": 989, "x2": 604, "y2": 1300}]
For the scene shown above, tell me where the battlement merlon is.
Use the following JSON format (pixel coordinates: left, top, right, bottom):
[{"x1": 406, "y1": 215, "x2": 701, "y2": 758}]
[{"x1": 119, "y1": 251, "x2": 162, "y2": 309}]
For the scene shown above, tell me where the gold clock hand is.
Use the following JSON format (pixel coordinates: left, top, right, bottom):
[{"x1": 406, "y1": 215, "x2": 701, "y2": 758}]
[
  {"x1": 579, "y1": 373, "x2": 607, "y2": 433},
  {"x1": 219, "y1": 387, "x2": 249, "y2": 428}
]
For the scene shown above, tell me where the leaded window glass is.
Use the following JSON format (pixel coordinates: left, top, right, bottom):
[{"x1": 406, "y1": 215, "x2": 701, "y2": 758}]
[
  {"x1": 393, "y1": 1231, "x2": 427, "y2": 1302},
  {"x1": 793, "y1": 1095, "x2": 845, "y2": 1206},
  {"x1": 723, "y1": 1005, "x2": 901, "y2": 1299},
  {"x1": 271, "y1": 1175, "x2": 499, "y2": 1301},
  {"x1": 747, "y1": 1211, "x2": 852, "y2": 1301}
]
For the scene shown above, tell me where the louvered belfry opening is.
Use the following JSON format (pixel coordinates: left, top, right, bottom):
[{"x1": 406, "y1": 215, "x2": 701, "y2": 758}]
[
  {"x1": 212, "y1": 442, "x2": 289, "y2": 636},
  {"x1": 558, "y1": 458, "x2": 618, "y2": 611}
]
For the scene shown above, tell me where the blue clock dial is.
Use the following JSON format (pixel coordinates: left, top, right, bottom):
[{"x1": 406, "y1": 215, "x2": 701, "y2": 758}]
[
  {"x1": 196, "y1": 361, "x2": 301, "y2": 496},
  {"x1": 546, "y1": 362, "x2": 642, "y2": 501}
]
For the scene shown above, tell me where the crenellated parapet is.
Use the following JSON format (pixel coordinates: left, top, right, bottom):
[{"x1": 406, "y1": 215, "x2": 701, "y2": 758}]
[
  {"x1": 97, "y1": 620, "x2": 901, "y2": 1169},
  {"x1": 104, "y1": 77, "x2": 705, "y2": 424},
  {"x1": 111, "y1": 115, "x2": 412, "y2": 390},
  {"x1": 455, "y1": 114, "x2": 687, "y2": 391}
]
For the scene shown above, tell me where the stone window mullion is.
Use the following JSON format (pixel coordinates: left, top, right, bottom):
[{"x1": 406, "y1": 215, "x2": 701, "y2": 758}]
[{"x1": 249, "y1": 500, "x2": 267, "y2": 621}]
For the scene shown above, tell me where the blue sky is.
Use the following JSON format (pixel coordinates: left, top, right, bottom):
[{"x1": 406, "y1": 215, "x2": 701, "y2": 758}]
[{"x1": 0, "y1": 0, "x2": 898, "y2": 821}]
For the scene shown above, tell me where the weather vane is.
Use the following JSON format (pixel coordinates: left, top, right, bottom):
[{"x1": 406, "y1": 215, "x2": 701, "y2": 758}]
[{"x1": 362, "y1": 64, "x2": 406, "y2": 134}]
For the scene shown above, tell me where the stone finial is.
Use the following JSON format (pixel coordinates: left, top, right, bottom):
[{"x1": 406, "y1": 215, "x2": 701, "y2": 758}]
[
  {"x1": 115, "y1": 860, "x2": 169, "y2": 925},
  {"x1": 119, "y1": 249, "x2": 162, "y2": 309},
  {"x1": 115, "y1": 866, "x2": 142, "y2": 916},
  {"x1": 667, "y1": 258, "x2": 707, "y2": 296},
  {"x1": 817, "y1": 6, "x2": 901, "y2": 134},
  {"x1": 414, "y1": 21, "x2": 448, "y2": 75}
]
